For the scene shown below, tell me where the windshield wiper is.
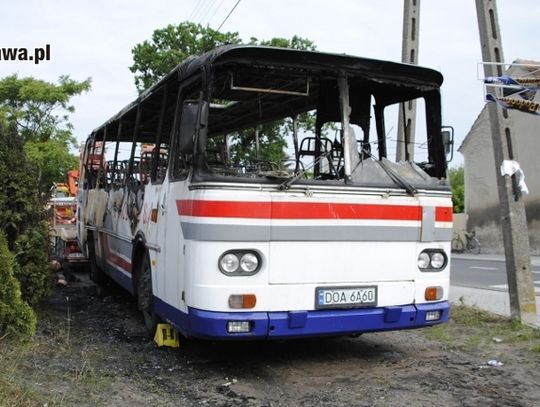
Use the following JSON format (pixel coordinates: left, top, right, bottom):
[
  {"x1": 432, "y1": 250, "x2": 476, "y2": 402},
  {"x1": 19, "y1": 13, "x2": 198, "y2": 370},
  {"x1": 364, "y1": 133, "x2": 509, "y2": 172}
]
[
  {"x1": 348, "y1": 147, "x2": 417, "y2": 196},
  {"x1": 373, "y1": 158, "x2": 417, "y2": 195}
]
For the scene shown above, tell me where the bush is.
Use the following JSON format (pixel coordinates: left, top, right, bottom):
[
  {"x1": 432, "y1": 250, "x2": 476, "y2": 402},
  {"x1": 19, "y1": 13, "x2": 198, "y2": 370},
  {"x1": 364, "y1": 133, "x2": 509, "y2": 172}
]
[
  {"x1": 13, "y1": 224, "x2": 52, "y2": 306},
  {"x1": 0, "y1": 123, "x2": 51, "y2": 305},
  {"x1": 448, "y1": 166, "x2": 464, "y2": 213},
  {"x1": 0, "y1": 232, "x2": 36, "y2": 342}
]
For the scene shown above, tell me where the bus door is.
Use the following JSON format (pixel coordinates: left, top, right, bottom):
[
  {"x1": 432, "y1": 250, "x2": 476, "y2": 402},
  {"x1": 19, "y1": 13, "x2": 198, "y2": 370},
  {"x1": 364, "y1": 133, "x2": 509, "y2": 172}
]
[{"x1": 149, "y1": 93, "x2": 197, "y2": 316}]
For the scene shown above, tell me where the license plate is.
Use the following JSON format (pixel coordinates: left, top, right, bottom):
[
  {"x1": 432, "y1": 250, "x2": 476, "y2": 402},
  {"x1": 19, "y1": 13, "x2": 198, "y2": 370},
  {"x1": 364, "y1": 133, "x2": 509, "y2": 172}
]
[
  {"x1": 67, "y1": 252, "x2": 85, "y2": 259},
  {"x1": 316, "y1": 286, "x2": 377, "y2": 309}
]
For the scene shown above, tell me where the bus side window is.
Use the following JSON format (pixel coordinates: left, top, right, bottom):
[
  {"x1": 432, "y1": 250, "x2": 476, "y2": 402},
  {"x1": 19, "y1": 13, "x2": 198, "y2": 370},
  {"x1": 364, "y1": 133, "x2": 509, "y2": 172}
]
[
  {"x1": 106, "y1": 161, "x2": 115, "y2": 190},
  {"x1": 115, "y1": 160, "x2": 129, "y2": 188},
  {"x1": 130, "y1": 158, "x2": 141, "y2": 186},
  {"x1": 155, "y1": 150, "x2": 169, "y2": 183},
  {"x1": 172, "y1": 151, "x2": 190, "y2": 180},
  {"x1": 140, "y1": 151, "x2": 152, "y2": 185}
]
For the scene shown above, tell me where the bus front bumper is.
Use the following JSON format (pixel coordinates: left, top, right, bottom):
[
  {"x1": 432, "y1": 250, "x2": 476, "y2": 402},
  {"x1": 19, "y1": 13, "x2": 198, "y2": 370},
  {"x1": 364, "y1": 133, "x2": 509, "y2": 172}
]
[{"x1": 156, "y1": 299, "x2": 450, "y2": 340}]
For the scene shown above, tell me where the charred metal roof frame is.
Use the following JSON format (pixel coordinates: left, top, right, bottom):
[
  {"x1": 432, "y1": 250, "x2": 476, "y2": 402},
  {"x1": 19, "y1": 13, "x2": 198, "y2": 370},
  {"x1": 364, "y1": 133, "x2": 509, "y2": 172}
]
[{"x1": 88, "y1": 45, "x2": 444, "y2": 141}]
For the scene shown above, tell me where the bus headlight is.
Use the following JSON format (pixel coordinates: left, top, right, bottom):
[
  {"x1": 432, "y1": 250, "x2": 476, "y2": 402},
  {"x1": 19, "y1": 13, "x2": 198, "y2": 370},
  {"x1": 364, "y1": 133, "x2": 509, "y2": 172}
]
[
  {"x1": 240, "y1": 253, "x2": 259, "y2": 273},
  {"x1": 219, "y1": 250, "x2": 261, "y2": 276},
  {"x1": 220, "y1": 253, "x2": 240, "y2": 274},
  {"x1": 417, "y1": 250, "x2": 447, "y2": 271},
  {"x1": 430, "y1": 252, "x2": 445, "y2": 269},
  {"x1": 417, "y1": 252, "x2": 431, "y2": 269}
]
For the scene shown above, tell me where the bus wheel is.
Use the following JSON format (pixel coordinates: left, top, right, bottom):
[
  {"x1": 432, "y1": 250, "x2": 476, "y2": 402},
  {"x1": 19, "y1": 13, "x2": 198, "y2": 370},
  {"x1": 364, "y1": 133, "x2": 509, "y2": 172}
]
[
  {"x1": 137, "y1": 252, "x2": 159, "y2": 337},
  {"x1": 89, "y1": 256, "x2": 110, "y2": 297},
  {"x1": 88, "y1": 241, "x2": 106, "y2": 284}
]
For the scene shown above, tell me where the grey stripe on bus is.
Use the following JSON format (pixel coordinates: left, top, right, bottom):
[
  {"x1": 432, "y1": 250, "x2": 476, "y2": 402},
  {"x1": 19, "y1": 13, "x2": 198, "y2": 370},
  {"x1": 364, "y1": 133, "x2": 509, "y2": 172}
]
[{"x1": 178, "y1": 222, "x2": 456, "y2": 242}]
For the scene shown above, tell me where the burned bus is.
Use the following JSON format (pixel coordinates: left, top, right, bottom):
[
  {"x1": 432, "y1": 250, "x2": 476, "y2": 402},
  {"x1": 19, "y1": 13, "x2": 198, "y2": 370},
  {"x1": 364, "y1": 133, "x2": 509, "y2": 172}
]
[{"x1": 78, "y1": 45, "x2": 453, "y2": 339}]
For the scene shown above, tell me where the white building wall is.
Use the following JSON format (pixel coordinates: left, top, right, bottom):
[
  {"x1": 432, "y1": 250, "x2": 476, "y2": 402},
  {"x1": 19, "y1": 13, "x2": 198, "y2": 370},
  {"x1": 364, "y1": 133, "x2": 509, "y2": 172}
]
[{"x1": 459, "y1": 82, "x2": 540, "y2": 254}]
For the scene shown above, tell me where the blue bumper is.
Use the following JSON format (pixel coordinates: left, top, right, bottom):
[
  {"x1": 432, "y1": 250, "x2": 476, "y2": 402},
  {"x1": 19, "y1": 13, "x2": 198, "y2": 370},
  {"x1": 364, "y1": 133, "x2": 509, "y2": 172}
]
[{"x1": 155, "y1": 298, "x2": 450, "y2": 340}]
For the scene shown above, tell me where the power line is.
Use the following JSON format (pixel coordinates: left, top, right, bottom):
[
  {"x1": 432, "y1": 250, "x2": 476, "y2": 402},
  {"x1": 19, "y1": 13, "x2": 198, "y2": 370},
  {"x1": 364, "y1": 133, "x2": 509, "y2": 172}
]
[
  {"x1": 217, "y1": 0, "x2": 241, "y2": 31},
  {"x1": 198, "y1": 0, "x2": 219, "y2": 25},
  {"x1": 188, "y1": 0, "x2": 205, "y2": 22},
  {"x1": 208, "y1": 0, "x2": 226, "y2": 26}
]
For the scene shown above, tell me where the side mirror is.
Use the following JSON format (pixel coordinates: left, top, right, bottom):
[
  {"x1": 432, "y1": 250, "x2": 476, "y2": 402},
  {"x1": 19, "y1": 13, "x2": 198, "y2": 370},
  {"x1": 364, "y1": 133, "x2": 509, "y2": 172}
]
[
  {"x1": 178, "y1": 101, "x2": 208, "y2": 154},
  {"x1": 441, "y1": 125, "x2": 454, "y2": 162},
  {"x1": 178, "y1": 102, "x2": 197, "y2": 154}
]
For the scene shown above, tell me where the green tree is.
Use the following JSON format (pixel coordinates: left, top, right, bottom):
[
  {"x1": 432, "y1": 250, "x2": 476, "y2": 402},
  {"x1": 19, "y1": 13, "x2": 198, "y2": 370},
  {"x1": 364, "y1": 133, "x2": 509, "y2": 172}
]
[
  {"x1": 227, "y1": 121, "x2": 289, "y2": 166},
  {"x1": 250, "y1": 35, "x2": 316, "y2": 51},
  {"x1": 0, "y1": 74, "x2": 90, "y2": 143},
  {"x1": 0, "y1": 74, "x2": 90, "y2": 191},
  {"x1": 130, "y1": 22, "x2": 317, "y2": 93},
  {"x1": 0, "y1": 123, "x2": 51, "y2": 305},
  {"x1": 449, "y1": 165, "x2": 464, "y2": 213},
  {"x1": 130, "y1": 22, "x2": 242, "y2": 93},
  {"x1": 0, "y1": 231, "x2": 37, "y2": 342},
  {"x1": 25, "y1": 137, "x2": 79, "y2": 193}
]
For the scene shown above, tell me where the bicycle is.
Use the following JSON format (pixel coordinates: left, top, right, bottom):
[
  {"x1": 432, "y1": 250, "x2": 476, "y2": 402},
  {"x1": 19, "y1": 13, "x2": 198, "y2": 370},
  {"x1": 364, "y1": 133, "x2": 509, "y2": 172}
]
[{"x1": 451, "y1": 230, "x2": 481, "y2": 254}]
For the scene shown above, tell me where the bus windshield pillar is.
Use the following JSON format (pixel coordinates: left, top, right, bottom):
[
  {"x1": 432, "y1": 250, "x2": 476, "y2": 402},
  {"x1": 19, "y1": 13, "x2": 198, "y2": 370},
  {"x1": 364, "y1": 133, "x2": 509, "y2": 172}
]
[{"x1": 338, "y1": 76, "x2": 359, "y2": 182}]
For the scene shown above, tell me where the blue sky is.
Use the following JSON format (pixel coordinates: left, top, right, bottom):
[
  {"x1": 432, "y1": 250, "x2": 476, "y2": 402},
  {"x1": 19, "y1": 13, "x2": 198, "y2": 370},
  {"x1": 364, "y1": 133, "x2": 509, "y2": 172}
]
[{"x1": 1, "y1": 0, "x2": 539, "y2": 167}]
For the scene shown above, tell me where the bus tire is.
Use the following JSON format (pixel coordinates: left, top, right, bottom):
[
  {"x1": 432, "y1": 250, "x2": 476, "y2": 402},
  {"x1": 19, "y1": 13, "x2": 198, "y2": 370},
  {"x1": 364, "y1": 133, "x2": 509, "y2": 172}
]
[
  {"x1": 137, "y1": 252, "x2": 159, "y2": 337},
  {"x1": 88, "y1": 239, "x2": 107, "y2": 285}
]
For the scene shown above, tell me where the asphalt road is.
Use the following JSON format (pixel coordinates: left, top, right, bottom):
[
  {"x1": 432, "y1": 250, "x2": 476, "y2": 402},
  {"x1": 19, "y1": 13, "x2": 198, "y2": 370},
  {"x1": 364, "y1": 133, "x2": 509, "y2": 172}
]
[{"x1": 451, "y1": 256, "x2": 540, "y2": 296}]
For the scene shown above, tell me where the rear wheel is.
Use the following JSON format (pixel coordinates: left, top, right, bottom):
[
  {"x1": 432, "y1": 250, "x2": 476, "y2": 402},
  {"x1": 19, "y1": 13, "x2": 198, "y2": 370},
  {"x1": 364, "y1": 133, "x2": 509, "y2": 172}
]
[
  {"x1": 88, "y1": 238, "x2": 106, "y2": 284},
  {"x1": 466, "y1": 237, "x2": 481, "y2": 255},
  {"x1": 137, "y1": 252, "x2": 159, "y2": 337}
]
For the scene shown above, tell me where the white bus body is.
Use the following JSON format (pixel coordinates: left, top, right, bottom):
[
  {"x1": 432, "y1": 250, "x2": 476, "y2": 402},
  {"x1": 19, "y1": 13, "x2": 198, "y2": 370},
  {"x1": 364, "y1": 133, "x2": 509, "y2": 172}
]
[{"x1": 78, "y1": 46, "x2": 453, "y2": 339}]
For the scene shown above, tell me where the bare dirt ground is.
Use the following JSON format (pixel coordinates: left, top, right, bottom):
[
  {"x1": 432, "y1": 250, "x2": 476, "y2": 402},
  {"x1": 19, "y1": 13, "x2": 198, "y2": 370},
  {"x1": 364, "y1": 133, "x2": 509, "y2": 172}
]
[{"x1": 6, "y1": 272, "x2": 540, "y2": 407}]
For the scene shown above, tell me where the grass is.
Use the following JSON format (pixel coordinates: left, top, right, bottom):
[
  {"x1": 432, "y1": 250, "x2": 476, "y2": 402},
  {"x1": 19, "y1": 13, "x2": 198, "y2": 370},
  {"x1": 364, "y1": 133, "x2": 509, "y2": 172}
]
[
  {"x1": 424, "y1": 304, "x2": 540, "y2": 354},
  {"x1": 0, "y1": 345, "x2": 41, "y2": 407},
  {"x1": 0, "y1": 299, "x2": 111, "y2": 407},
  {"x1": 0, "y1": 340, "x2": 111, "y2": 407}
]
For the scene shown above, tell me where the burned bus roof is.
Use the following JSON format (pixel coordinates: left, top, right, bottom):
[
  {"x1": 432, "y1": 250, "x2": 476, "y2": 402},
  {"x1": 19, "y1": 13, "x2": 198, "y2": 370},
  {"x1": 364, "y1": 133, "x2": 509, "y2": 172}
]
[{"x1": 89, "y1": 45, "x2": 443, "y2": 140}]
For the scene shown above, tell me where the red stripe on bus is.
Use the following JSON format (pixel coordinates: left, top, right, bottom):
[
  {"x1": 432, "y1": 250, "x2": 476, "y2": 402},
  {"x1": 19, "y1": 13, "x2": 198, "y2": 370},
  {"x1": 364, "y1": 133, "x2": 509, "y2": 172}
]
[
  {"x1": 435, "y1": 207, "x2": 453, "y2": 222},
  {"x1": 177, "y1": 200, "x2": 429, "y2": 221},
  {"x1": 107, "y1": 252, "x2": 132, "y2": 274},
  {"x1": 99, "y1": 233, "x2": 132, "y2": 273},
  {"x1": 178, "y1": 199, "x2": 271, "y2": 218}
]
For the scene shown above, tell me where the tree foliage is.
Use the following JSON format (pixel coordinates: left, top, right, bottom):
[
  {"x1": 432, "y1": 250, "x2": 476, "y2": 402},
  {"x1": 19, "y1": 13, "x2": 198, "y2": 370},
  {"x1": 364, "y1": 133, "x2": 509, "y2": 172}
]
[
  {"x1": 0, "y1": 231, "x2": 37, "y2": 343},
  {"x1": 12, "y1": 225, "x2": 51, "y2": 307},
  {"x1": 0, "y1": 74, "x2": 90, "y2": 143},
  {"x1": 449, "y1": 166, "x2": 464, "y2": 213},
  {"x1": 130, "y1": 22, "x2": 317, "y2": 93},
  {"x1": 0, "y1": 69, "x2": 89, "y2": 338},
  {"x1": 25, "y1": 138, "x2": 80, "y2": 193},
  {"x1": 130, "y1": 22, "x2": 242, "y2": 93},
  {"x1": 227, "y1": 121, "x2": 289, "y2": 166},
  {"x1": 0, "y1": 123, "x2": 51, "y2": 306},
  {"x1": 0, "y1": 74, "x2": 90, "y2": 192},
  {"x1": 249, "y1": 35, "x2": 317, "y2": 51}
]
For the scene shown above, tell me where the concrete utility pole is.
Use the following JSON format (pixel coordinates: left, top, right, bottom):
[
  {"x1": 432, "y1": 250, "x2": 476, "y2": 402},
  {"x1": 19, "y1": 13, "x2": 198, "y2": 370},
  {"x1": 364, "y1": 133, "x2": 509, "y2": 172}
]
[
  {"x1": 396, "y1": 0, "x2": 420, "y2": 162},
  {"x1": 476, "y1": 0, "x2": 537, "y2": 324}
]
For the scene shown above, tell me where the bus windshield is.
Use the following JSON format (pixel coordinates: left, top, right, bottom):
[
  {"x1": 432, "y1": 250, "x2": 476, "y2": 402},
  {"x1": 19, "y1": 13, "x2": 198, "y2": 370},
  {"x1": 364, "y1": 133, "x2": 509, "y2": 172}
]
[{"x1": 191, "y1": 56, "x2": 448, "y2": 191}]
